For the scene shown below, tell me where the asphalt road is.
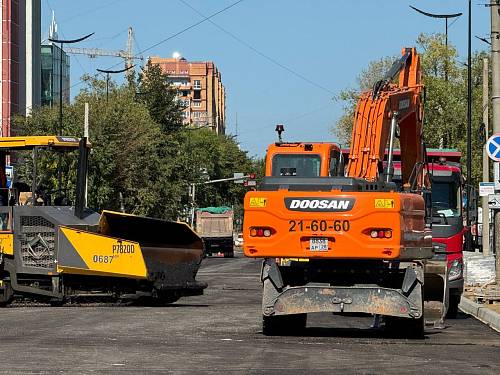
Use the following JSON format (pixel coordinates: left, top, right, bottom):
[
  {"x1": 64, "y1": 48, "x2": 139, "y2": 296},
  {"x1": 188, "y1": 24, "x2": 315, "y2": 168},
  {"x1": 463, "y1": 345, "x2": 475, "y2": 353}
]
[{"x1": 0, "y1": 252, "x2": 499, "y2": 374}]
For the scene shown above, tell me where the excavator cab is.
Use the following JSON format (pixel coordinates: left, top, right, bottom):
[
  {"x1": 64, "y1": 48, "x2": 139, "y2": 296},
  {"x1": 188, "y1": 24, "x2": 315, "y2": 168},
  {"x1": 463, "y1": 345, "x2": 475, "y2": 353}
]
[{"x1": 267, "y1": 142, "x2": 343, "y2": 178}]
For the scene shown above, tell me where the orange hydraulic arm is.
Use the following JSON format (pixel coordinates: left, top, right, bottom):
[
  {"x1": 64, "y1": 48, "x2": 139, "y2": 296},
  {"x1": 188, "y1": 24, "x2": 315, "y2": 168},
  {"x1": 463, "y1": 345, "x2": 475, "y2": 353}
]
[{"x1": 346, "y1": 48, "x2": 425, "y2": 188}]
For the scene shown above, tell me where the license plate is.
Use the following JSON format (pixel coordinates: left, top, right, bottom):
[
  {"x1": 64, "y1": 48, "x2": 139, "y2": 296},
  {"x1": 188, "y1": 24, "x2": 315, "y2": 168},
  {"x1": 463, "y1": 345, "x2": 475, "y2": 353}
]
[{"x1": 309, "y1": 237, "x2": 328, "y2": 251}]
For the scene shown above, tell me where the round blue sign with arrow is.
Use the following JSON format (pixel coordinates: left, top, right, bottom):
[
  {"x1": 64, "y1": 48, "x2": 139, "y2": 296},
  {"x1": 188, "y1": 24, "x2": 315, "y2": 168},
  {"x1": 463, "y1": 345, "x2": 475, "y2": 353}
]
[{"x1": 486, "y1": 133, "x2": 500, "y2": 162}]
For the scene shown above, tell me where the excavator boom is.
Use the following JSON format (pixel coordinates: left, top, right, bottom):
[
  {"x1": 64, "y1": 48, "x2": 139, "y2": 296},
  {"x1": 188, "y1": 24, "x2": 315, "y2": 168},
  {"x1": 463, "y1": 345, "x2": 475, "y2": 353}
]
[{"x1": 347, "y1": 48, "x2": 425, "y2": 188}]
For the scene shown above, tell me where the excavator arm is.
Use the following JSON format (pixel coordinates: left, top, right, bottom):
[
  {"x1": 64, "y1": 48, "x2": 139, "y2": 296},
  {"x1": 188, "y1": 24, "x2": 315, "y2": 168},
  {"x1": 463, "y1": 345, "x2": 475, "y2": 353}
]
[{"x1": 346, "y1": 47, "x2": 425, "y2": 188}]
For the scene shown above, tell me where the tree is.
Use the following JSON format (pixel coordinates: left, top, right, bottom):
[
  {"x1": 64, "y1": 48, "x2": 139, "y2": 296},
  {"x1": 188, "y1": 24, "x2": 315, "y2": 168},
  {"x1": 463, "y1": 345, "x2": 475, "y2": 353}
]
[
  {"x1": 14, "y1": 72, "x2": 259, "y2": 223},
  {"x1": 15, "y1": 76, "x2": 162, "y2": 215},
  {"x1": 334, "y1": 56, "x2": 395, "y2": 144},
  {"x1": 332, "y1": 33, "x2": 489, "y2": 186},
  {"x1": 137, "y1": 61, "x2": 184, "y2": 133}
]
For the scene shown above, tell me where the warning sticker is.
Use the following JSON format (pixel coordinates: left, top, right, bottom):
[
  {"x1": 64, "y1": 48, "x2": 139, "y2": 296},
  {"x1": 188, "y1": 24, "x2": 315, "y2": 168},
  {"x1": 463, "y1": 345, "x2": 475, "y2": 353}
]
[
  {"x1": 374, "y1": 199, "x2": 395, "y2": 209},
  {"x1": 249, "y1": 197, "x2": 267, "y2": 208}
]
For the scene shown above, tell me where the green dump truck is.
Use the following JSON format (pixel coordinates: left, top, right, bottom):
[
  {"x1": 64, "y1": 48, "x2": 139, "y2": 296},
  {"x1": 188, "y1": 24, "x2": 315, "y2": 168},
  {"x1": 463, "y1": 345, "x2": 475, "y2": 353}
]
[{"x1": 195, "y1": 207, "x2": 234, "y2": 258}]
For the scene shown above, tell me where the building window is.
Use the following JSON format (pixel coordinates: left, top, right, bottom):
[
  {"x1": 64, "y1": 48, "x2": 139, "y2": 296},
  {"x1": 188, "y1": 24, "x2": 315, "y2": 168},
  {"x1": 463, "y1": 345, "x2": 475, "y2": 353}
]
[
  {"x1": 182, "y1": 110, "x2": 190, "y2": 119},
  {"x1": 193, "y1": 90, "x2": 201, "y2": 100},
  {"x1": 180, "y1": 99, "x2": 190, "y2": 107},
  {"x1": 193, "y1": 112, "x2": 201, "y2": 119},
  {"x1": 193, "y1": 100, "x2": 201, "y2": 108},
  {"x1": 181, "y1": 90, "x2": 189, "y2": 97},
  {"x1": 193, "y1": 80, "x2": 201, "y2": 89}
]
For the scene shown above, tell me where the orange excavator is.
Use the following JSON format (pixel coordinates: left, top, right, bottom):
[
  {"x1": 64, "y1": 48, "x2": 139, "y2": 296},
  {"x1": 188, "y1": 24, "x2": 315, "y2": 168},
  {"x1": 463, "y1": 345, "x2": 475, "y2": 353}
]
[{"x1": 243, "y1": 48, "x2": 448, "y2": 337}]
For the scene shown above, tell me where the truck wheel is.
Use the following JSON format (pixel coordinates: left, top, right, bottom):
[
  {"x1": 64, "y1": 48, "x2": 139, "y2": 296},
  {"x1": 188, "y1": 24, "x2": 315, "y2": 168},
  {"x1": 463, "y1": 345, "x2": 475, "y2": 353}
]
[
  {"x1": 262, "y1": 314, "x2": 306, "y2": 336},
  {"x1": 446, "y1": 294, "x2": 461, "y2": 319},
  {"x1": 385, "y1": 315, "x2": 424, "y2": 339}
]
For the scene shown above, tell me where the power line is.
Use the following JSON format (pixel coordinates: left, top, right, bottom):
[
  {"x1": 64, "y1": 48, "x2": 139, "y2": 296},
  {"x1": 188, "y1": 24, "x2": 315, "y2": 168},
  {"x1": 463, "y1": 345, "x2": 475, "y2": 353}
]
[
  {"x1": 137, "y1": 0, "x2": 245, "y2": 56},
  {"x1": 67, "y1": 0, "x2": 246, "y2": 93},
  {"x1": 178, "y1": 0, "x2": 335, "y2": 96},
  {"x1": 235, "y1": 102, "x2": 334, "y2": 138},
  {"x1": 59, "y1": 0, "x2": 128, "y2": 25}
]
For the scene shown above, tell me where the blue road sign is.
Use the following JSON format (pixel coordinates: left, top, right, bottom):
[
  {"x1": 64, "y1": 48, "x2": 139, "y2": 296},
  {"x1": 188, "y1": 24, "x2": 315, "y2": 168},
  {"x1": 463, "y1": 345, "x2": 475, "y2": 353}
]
[
  {"x1": 5, "y1": 165, "x2": 13, "y2": 188},
  {"x1": 486, "y1": 133, "x2": 500, "y2": 162}
]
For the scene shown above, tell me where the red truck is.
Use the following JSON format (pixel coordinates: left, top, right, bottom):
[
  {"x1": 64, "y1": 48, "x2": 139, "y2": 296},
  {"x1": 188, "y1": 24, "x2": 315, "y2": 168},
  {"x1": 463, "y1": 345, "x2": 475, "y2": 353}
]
[{"x1": 342, "y1": 148, "x2": 465, "y2": 317}]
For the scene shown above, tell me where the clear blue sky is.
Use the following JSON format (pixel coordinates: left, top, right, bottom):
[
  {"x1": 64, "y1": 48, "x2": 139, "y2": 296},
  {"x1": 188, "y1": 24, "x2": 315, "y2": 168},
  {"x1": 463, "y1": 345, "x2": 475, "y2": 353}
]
[{"x1": 42, "y1": 0, "x2": 491, "y2": 157}]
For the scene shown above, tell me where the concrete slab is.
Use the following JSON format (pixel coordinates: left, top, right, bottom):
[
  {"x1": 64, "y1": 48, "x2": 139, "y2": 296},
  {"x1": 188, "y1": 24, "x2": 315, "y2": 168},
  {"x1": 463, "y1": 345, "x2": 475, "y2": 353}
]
[{"x1": 460, "y1": 295, "x2": 500, "y2": 332}]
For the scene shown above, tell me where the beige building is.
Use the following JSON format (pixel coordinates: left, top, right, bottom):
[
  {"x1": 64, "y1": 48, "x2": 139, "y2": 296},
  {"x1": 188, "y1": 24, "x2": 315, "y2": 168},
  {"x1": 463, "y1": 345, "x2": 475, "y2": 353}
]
[{"x1": 149, "y1": 55, "x2": 226, "y2": 134}]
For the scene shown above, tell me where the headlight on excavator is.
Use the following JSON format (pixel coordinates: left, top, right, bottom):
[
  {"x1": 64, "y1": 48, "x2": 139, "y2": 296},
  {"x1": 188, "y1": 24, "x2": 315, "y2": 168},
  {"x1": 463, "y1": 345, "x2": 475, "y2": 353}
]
[{"x1": 448, "y1": 259, "x2": 463, "y2": 281}]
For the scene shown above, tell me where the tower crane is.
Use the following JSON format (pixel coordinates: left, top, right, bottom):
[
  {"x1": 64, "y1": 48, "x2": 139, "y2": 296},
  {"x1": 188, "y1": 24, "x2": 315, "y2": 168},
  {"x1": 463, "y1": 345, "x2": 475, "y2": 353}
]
[{"x1": 65, "y1": 27, "x2": 143, "y2": 76}]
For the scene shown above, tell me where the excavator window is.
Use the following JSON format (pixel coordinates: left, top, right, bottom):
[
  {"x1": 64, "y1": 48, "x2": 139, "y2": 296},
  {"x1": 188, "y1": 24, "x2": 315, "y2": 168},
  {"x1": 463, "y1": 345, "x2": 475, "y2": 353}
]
[
  {"x1": 271, "y1": 154, "x2": 321, "y2": 177},
  {"x1": 329, "y1": 150, "x2": 342, "y2": 176}
]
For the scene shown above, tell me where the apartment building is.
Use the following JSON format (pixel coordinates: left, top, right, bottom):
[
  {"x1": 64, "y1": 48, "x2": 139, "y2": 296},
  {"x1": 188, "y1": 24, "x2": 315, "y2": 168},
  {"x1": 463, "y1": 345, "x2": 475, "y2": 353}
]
[
  {"x1": 149, "y1": 55, "x2": 226, "y2": 134},
  {"x1": 1, "y1": 0, "x2": 41, "y2": 136}
]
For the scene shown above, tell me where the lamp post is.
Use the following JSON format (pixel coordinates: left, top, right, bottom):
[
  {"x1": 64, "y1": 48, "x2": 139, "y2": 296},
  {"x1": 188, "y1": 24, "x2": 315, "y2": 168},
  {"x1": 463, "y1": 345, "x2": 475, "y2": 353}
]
[
  {"x1": 48, "y1": 33, "x2": 94, "y2": 134},
  {"x1": 48, "y1": 32, "x2": 93, "y2": 199},
  {"x1": 410, "y1": 5, "x2": 463, "y2": 81},
  {"x1": 96, "y1": 65, "x2": 135, "y2": 102}
]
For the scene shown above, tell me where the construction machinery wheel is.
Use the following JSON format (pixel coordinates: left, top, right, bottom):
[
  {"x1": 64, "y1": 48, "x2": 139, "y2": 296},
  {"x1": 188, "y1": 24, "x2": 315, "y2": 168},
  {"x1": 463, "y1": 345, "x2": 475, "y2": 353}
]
[
  {"x1": 0, "y1": 281, "x2": 13, "y2": 307},
  {"x1": 385, "y1": 315, "x2": 424, "y2": 339},
  {"x1": 49, "y1": 298, "x2": 65, "y2": 307},
  {"x1": 138, "y1": 291, "x2": 180, "y2": 306},
  {"x1": 158, "y1": 291, "x2": 181, "y2": 304},
  {"x1": 446, "y1": 294, "x2": 461, "y2": 319},
  {"x1": 262, "y1": 314, "x2": 307, "y2": 336}
]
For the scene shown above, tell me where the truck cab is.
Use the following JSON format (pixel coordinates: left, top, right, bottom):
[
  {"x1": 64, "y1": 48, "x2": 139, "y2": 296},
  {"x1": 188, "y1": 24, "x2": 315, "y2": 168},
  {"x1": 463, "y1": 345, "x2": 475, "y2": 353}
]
[{"x1": 351, "y1": 148, "x2": 464, "y2": 317}]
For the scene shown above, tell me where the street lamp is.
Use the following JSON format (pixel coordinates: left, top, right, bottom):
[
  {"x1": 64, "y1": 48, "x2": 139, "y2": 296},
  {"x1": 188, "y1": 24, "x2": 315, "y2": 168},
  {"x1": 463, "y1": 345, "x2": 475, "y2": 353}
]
[
  {"x1": 96, "y1": 65, "x2": 135, "y2": 102},
  {"x1": 410, "y1": 5, "x2": 463, "y2": 81},
  {"x1": 48, "y1": 32, "x2": 94, "y2": 199},
  {"x1": 48, "y1": 32, "x2": 94, "y2": 135}
]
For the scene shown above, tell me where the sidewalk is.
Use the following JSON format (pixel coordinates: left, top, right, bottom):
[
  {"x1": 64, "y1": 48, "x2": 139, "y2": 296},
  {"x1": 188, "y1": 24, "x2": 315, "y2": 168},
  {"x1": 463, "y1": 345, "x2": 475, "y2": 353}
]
[
  {"x1": 459, "y1": 251, "x2": 500, "y2": 332},
  {"x1": 459, "y1": 295, "x2": 500, "y2": 332}
]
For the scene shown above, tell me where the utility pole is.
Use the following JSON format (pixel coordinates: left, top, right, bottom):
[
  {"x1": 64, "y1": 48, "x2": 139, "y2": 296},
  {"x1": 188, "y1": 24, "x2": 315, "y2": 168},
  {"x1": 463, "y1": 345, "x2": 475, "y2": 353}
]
[
  {"x1": 491, "y1": 0, "x2": 500, "y2": 283},
  {"x1": 48, "y1": 32, "x2": 94, "y2": 197},
  {"x1": 466, "y1": 0, "x2": 473, "y2": 251},
  {"x1": 483, "y1": 58, "x2": 491, "y2": 256},
  {"x1": 84, "y1": 103, "x2": 89, "y2": 208},
  {"x1": 492, "y1": 1, "x2": 500, "y2": 134}
]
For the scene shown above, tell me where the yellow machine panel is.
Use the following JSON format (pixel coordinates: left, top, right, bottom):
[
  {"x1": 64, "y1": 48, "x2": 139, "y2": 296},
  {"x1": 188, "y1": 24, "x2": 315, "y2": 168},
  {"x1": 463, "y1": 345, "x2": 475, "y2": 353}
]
[
  {"x1": 57, "y1": 226, "x2": 147, "y2": 278},
  {"x1": 0, "y1": 233, "x2": 13, "y2": 255}
]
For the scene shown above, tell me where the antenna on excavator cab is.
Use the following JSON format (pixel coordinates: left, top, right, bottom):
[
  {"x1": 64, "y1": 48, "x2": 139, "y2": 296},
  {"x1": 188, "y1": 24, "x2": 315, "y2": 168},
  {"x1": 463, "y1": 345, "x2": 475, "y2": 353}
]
[{"x1": 275, "y1": 124, "x2": 284, "y2": 143}]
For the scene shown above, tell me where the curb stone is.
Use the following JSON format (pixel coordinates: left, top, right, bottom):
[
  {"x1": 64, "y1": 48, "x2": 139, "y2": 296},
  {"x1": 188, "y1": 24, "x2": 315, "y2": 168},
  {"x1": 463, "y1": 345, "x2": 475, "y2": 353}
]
[{"x1": 459, "y1": 296, "x2": 500, "y2": 333}]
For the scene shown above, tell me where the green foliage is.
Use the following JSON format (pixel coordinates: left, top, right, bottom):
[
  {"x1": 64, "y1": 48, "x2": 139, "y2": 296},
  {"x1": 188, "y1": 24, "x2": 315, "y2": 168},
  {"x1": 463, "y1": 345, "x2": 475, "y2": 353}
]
[
  {"x1": 137, "y1": 61, "x2": 183, "y2": 133},
  {"x1": 14, "y1": 68, "x2": 258, "y2": 221},
  {"x1": 332, "y1": 33, "x2": 490, "y2": 185},
  {"x1": 334, "y1": 56, "x2": 395, "y2": 144}
]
